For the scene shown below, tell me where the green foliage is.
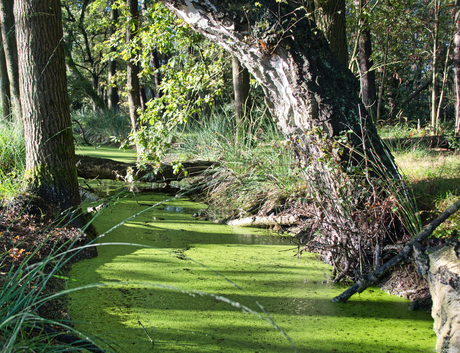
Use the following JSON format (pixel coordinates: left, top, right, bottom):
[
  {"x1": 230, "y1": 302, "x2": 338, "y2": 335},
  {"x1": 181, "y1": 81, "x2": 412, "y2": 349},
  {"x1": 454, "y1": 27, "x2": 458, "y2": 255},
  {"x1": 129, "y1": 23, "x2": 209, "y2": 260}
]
[
  {"x1": 348, "y1": 0, "x2": 455, "y2": 125},
  {"x1": 72, "y1": 110, "x2": 131, "y2": 146},
  {"x1": 0, "y1": 120, "x2": 25, "y2": 201}
]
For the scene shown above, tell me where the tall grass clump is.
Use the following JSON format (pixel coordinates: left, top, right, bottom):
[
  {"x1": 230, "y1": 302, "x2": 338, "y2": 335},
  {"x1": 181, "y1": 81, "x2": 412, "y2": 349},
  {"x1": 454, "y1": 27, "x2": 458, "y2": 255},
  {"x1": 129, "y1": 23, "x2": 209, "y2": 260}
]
[
  {"x1": 0, "y1": 119, "x2": 25, "y2": 200},
  {"x1": 176, "y1": 104, "x2": 305, "y2": 218},
  {"x1": 72, "y1": 109, "x2": 131, "y2": 147}
]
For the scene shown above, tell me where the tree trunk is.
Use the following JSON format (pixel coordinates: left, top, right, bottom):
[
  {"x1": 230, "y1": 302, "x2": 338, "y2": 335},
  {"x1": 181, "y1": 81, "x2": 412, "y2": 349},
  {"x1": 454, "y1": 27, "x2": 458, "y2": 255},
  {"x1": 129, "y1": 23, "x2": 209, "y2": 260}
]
[
  {"x1": 428, "y1": 243, "x2": 460, "y2": 353},
  {"x1": 232, "y1": 55, "x2": 250, "y2": 140},
  {"x1": 107, "y1": 4, "x2": 119, "y2": 110},
  {"x1": 160, "y1": 1, "x2": 397, "y2": 176},
  {"x1": 0, "y1": 31, "x2": 11, "y2": 121},
  {"x1": 126, "y1": 0, "x2": 141, "y2": 135},
  {"x1": 314, "y1": 0, "x2": 348, "y2": 67},
  {"x1": 376, "y1": 30, "x2": 389, "y2": 122},
  {"x1": 151, "y1": 49, "x2": 162, "y2": 98},
  {"x1": 431, "y1": 0, "x2": 440, "y2": 134},
  {"x1": 454, "y1": 0, "x2": 460, "y2": 135},
  {"x1": 0, "y1": 0, "x2": 21, "y2": 120},
  {"x1": 14, "y1": 0, "x2": 81, "y2": 216},
  {"x1": 76, "y1": 155, "x2": 217, "y2": 182},
  {"x1": 357, "y1": 0, "x2": 377, "y2": 122}
]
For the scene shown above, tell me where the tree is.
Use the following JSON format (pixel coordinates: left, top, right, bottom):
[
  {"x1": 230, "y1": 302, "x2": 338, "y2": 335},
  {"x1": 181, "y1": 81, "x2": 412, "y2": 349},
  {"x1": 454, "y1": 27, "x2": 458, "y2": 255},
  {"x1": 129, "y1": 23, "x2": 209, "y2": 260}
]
[
  {"x1": 14, "y1": 0, "x2": 81, "y2": 216},
  {"x1": 160, "y1": 0, "x2": 395, "y2": 174},
  {"x1": 0, "y1": 0, "x2": 21, "y2": 120},
  {"x1": 108, "y1": 3, "x2": 120, "y2": 110},
  {"x1": 126, "y1": 0, "x2": 141, "y2": 134},
  {"x1": 63, "y1": 41, "x2": 108, "y2": 112},
  {"x1": 431, "y1": 0, "x2": 441, "y2": 134},
  {"x1": 454, "y1": 0, "x2": 460, "y2": 135},
  {"x1": 0, "y1": 32, "x2": 11, "y2": 121},
  {"x1": 232, "y1": 55, "x2": 250, "y2": 139},
  {"x1": 62, "y1": 0, "x2": 110, "y2": 111},
  {"x1": 314, "y1": 0, "x2": 348, "y2": 67},
  {"x1": 356, "y1": 0, "x2": 377, "y2": 122}
]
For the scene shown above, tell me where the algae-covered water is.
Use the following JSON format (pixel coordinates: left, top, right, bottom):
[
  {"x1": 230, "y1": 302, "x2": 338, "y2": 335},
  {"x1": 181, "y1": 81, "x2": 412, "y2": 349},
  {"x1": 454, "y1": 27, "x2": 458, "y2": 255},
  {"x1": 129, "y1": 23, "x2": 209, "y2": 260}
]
[{"x1": 68, "y1": 192, "x2": 436, "y2": 352}]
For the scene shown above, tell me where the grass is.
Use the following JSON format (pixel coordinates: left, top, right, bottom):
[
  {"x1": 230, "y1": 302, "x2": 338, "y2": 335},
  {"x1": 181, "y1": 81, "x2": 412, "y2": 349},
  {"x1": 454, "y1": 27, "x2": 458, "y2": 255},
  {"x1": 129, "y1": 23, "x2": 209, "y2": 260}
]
[
  {"x1": 0, "y1": 119, "x2": 25, "y2": 201},
  {"x1": 394, "y1": 148, "x2": 460, "y2": 237},
  {"x1": 378, "y1": 123, "x2": 427, "y2": 139},
  {"x1": 172, "y1": 105, "x2": 305, "y2": 218}
]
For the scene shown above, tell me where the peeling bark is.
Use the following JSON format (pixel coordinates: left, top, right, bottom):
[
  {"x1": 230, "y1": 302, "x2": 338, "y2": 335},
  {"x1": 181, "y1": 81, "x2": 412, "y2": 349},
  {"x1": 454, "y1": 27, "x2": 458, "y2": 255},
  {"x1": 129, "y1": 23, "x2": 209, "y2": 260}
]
[{"x1": 429, "y1": 243, "x2": 460, "y2": 353}]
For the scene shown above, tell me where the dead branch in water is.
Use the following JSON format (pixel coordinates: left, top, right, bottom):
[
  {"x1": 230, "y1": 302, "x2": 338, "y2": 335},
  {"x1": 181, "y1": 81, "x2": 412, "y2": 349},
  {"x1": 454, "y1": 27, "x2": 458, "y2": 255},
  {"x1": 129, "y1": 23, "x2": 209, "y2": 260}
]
[{"x1": 332, "y1": 198, "x2": 460, "y2": 303}]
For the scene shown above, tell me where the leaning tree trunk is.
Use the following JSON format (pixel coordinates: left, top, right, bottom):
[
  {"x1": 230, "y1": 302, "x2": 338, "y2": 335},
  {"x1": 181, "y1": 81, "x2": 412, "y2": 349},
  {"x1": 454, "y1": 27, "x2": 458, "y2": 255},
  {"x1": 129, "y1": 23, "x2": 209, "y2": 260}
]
[
  {"x1": 161, "y1": 1, "x2": 401, "y2": 279},
  {"x1": 0, "y1": 0, "x2": 21, "y2": 120},
  {"x1": 161, "y1": 1, "x2": 396, "y2": 176},
  {"x1": 14, "y1": 0, "x2": 81, "y2": 216}
]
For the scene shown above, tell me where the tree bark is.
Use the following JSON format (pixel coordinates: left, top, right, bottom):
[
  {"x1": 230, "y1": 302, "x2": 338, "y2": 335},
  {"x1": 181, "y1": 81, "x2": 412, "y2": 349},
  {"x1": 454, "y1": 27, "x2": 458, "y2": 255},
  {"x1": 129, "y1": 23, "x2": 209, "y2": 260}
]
[
  {"x1": 107, "y1": 4, "x2": 119, "y2": 110},
  {"x1": 454, "y1": 0, "x2": 460, "y2": 135},
  {"x1": 0, "y1": 30, "x2": 10, "y2": 121},
  {"x1": 428, "y1": 243, "x2": 460, "y2": 353},
  {"x1": 0, "y1": 0, "x2": 21, "y2": 120},
  {"x1": 232, "y1": 55, "x2": 250, "y2": 139},
  {"x1": 160, "y1": 1, "x2": 397, "y2": 177},
  {"x1": 314, "y1": 0, "x2": 348, "y2": 67},
  {"x1": 126, "y1": 0, "x2": 141, "y2": 135},
  {"x1": 14, "y1": 0, "x2": 81, "y2": 216}
]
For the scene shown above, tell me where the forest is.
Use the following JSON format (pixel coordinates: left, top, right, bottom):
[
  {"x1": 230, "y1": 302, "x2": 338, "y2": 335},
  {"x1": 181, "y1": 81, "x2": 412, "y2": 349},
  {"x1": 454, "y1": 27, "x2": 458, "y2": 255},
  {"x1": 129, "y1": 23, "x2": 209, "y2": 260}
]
[{"x1": 0, "y1": 0, "x2": 460, "y2": 352}]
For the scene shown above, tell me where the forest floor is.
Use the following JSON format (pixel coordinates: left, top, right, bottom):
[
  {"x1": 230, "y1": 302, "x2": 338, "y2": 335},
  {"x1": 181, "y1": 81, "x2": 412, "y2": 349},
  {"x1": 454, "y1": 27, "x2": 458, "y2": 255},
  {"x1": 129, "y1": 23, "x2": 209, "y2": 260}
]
[{"x1": 0, "y1": 200, "x2": 96, "y2": 323}]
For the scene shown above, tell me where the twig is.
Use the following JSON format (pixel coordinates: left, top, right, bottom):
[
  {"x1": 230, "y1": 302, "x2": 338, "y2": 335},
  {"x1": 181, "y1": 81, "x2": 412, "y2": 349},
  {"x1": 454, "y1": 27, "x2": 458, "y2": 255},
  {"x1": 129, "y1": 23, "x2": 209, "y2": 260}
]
[{"x1": 138, "y1": 319, "x2": 154, "y2": 349}]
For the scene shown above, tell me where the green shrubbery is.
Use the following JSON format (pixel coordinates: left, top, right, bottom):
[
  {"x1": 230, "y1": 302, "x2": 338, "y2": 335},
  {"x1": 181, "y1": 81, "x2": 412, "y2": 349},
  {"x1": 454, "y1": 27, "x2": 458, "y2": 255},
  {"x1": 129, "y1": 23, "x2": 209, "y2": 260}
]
[{"x1": 72, "y1": 109, "x2": 131, "y2": 147}]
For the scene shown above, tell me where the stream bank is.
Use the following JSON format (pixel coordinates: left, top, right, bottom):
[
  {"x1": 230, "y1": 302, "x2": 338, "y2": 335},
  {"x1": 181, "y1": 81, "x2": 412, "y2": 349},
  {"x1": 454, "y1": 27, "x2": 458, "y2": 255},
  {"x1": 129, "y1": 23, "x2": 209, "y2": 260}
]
[{"x1": 68, "y1": 191, "x2": 435, "y2": 352}]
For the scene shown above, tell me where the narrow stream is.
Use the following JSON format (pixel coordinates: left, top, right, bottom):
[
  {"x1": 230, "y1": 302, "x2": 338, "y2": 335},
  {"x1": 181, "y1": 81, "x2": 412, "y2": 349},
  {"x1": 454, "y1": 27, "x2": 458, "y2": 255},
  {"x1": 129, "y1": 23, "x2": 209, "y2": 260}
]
[{"x1": 68, "y1": 192, "x2": 436, "y2": 352}]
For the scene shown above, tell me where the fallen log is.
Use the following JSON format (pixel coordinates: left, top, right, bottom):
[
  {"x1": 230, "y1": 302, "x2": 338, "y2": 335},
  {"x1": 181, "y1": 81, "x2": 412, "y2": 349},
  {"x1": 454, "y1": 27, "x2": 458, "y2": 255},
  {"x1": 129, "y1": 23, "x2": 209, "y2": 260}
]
[
  {"x1": 75, "y1": 155, "x2": 217, "y2": 182},
  {"x1": 227, "y1": 215, "x2": 300, "y2": 227},
  {"x1": 332, "y1": 198, "x2": 460, "y2": 303}
]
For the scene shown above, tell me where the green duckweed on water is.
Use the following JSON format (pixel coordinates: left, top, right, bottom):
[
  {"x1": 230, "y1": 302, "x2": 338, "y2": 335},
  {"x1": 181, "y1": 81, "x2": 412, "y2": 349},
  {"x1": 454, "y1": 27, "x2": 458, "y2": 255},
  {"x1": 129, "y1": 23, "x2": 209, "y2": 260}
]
[{"x1": 68, "y1": 192, "x2": 436, "y2": 352}]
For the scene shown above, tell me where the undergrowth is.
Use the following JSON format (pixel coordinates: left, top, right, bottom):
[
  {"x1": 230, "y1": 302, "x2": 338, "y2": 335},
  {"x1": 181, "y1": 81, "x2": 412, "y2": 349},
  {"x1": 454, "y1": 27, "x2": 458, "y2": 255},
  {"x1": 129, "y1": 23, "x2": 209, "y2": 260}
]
[
  {"x1": 0, "y1": 119, "x2": 25, "y2": 201},
  {"x1": 0, "y1": 203, "x2": 100, "y2": 352},
  {"x1": 175, "y1": 105, "x2": 305, "y2": 219}
]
